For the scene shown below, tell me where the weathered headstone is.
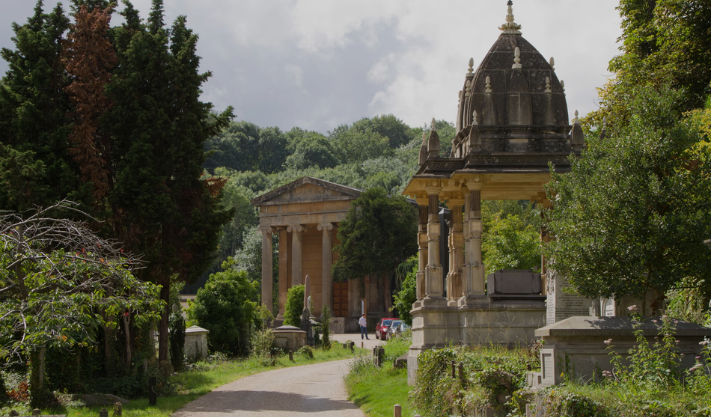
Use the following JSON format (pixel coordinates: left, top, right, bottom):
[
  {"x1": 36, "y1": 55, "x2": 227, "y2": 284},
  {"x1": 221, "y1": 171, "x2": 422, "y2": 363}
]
[{"x1": 545, "y1": 270, "x2": 593, "y2": 325}]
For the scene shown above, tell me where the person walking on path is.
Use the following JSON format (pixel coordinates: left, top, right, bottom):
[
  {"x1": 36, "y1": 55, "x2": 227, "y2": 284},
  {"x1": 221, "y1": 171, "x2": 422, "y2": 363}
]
[{"x1": 359, "y1": 314, "x2": 369, "y2": 340}]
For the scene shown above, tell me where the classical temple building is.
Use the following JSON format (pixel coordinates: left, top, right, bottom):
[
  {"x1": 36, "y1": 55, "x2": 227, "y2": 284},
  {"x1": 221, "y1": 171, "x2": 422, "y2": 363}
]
[
  {"x1": 401, "y1": 1, "x2": 586, "y2": 381},
  {"x1": 251, "y1": 177, "x2": 402, "y2": 332}
]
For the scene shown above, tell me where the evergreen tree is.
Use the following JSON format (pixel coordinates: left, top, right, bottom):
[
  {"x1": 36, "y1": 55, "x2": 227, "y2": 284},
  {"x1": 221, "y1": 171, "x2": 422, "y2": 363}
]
[
  {"x1": 104, "y1": 0, "x2": 234, "y2": 362},
  {"x1": 0, "y1": 1, "x2": 77, "y2": 210}
]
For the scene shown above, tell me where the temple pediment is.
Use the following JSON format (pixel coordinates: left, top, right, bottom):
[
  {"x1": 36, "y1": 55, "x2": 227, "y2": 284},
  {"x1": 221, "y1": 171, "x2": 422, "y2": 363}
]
[{"x1": 251, "y1": 177, "x2": 362, "y2": 206}]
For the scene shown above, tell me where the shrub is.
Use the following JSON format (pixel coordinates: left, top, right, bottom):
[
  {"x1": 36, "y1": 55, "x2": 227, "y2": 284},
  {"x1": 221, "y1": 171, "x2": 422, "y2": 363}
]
[
  {"x1": 321, "y1": 304, "x2": 331, "y2": 349},
  {"x1": 284, "y1": 285, "x2": 305, "y2": 326},
  {"x1": 250, "y1": 328, "x2": 276, "y2": 366},
  {"x1": 297, "y1": 345, "x2": 313, "y2": 359},
  {"x1": 169, "y1": 313, "x2": 186, "y2": 372},
  {"x1": 188, "y1": 259, "x2": 259, "y2": 356}
]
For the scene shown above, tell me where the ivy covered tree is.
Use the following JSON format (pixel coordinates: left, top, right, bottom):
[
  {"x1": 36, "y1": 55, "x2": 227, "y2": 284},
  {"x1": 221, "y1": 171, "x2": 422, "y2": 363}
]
[
  {"x1": 544, "y1": 86, "x2": 711, "y2": 315},
  {"x1": 332, "y1": 187, "x2": 417, "y2": 312}
]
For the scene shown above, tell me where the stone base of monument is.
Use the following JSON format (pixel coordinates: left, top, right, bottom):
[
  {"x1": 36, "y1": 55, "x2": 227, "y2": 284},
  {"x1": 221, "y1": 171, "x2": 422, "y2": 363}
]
[
  {"x1": 528, "y1": 316, "x2": 711, "y2": 389},
  {"x1": 406, "y1": 299, "x2": 546, "y2": 384},
  {"x1": 273, "y1": 325, "x2": 306, "y2": 351},
  {"x1": 329, "y1": 317, "x2": 345, "y2": 334}
]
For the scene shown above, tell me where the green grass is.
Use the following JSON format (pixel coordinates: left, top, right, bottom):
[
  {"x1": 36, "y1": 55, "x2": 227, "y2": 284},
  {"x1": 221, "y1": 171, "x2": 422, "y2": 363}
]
[
  {"x1": 2, "y1": 346, "x2": 365, "y2": 417},
  {"x1": 345, "y1": 332, "x2": 418, "y2": 417}
]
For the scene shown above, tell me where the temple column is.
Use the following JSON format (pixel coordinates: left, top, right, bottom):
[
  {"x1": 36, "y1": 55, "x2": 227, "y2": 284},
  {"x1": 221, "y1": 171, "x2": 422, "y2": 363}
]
[
  {"x1": 287, "y1": 224, "x2": 305, "y2": 286},
  {"x1": 318, "y1": 222, "x2": 334, "y2": 314},
  {"x1": 414, "y1": 198, "x2": 429, "y2": 307},
  {"x1": 260, "y1": 227, "x2": 274, "y2": 313},
  {"x1": 278, "y1": 228, "x2": 288, "y2": 318},
  {"x1": 423, "y1": 186, "x2": 444, "y2": 304},
  {"x1": 462, "y1": 185, "x2": 485, "y2": 304},
  {"x1": 446, "y1": 197, "x2": 465, "y2": 306}
]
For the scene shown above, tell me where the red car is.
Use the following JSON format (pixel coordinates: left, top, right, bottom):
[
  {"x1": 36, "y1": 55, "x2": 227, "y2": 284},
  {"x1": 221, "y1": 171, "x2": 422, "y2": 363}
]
[{"x1": 375, "y1": 317, "x2": 399, "y2": 340}]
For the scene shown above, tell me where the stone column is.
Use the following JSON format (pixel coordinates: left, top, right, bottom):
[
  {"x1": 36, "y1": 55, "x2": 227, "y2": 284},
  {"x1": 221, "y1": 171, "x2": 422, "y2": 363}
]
[
  {"x1": 415, "y1": 198, "x2": 429, "y2": 306},
  {"x1": 423, "y1": 186, "x2": 444, "y2": 303},
  {"x1": 260, "y1": 227, "x2": 274, "y2": 312},
  {"x1": 318, "y1": 222, "x2": 334, "y2": 314},
  {"x1": 278, "y1": 228, "x2": 288, "y2": 318},
  {"x1": 446, "y1": 197, "x2": 465, "y2": 306},
  {"x1": 287, "y1": 224, "x2": 305, "y2": 286},
  {"x1": 462, "y1": 186, "x2": 485, "y2": 303}
]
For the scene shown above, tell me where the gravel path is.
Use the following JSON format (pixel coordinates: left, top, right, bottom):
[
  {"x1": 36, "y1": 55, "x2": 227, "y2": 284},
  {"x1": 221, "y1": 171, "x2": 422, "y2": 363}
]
[{"x1": 171, "y1": 359, "x2": 364, "y2": 416}]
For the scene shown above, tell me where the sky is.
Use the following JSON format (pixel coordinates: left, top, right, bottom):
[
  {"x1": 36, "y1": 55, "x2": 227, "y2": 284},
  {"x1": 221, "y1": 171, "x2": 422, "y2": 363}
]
[{"x1": 0, "y1": 0, "x2": 623, "y2": 134}]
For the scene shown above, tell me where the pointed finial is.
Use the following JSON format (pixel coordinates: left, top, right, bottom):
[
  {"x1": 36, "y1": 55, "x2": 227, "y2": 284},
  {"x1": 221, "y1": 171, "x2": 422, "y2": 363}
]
[
  {"x1": 485, "y1": 76, "x2": 492, "y2": 94},
  {"x1": 431, "y1": 118, "x2": 437, "y2": 131},
  {"x1": 549, "y1": 57, "x2": 555, "y2": 70},
  {"x1": 472, "y1": 110, "x2": 479, "y2": 126},
  {"x1": 574, "y1": 110, "x2": 580, "y2": 124},
  {"x1": 458, "y1": 90, "x2": 463, "y2": 102},
  {"x1": 560, "y1": 80, "x2": 566, "y2": 94},
  {"x1": 499, "y1": 0, "x2": 522, "y2": 35},
  {"x1": 465, "y1": 79, "x2": 472, "y2": 97},
  {"x1": 545, "y1": 77, "x2": 552, "y2": 93},
  {"x1": 512, "y1": 47, "x2": 522, "y2": 69},
  {"x1": 467, "y1": 58, "x2": 474, "y2": 75}
]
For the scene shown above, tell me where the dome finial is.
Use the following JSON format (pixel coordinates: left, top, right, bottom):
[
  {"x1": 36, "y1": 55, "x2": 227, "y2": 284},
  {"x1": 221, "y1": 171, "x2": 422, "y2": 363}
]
[
  {"x1": 500, "y1": 0, "x2": 522, "y2": 35},
  {"x1": 467, "y1": 58, "x2": 474, "y2": 75},
  {"x1": 561, "y1": 80, "x2": 566, "y2": 94},
  {"x1": 545, "y1": 77, "x2": 552, "y2": 93},
  {"x1": 549, "y1": 57, "x2": 555, "y2": 71},
  {"x1": 512, "y1": 47, "x2": 522, "y2": 69},
  {"x1": 485, "y1": 76, "x2": 492, "y2": 94},
  {"x1": 431, "y1": 118, "x2": 437, "y2": 131},
  {"x1": 472, "y1": 110, "x2": 479, "y2": 126}
]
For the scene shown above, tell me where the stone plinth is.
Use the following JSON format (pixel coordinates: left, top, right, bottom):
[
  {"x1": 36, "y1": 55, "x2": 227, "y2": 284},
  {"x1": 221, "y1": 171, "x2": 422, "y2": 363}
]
[
  {"x1": 407, "y1": 299, "x2": 545, "y2": 384},
  {"x1": 529, "y1": 316, "x2": 711, "y2": 389},
  {"x1": 273, "y1": 325, "x2": 306, "y2": 351},
  {"x1": 329, "y1": 317, "x2": 345, "y2": 334},
  {"x1": 185, "y1": 325, "x2": 209, "y2": 360}
]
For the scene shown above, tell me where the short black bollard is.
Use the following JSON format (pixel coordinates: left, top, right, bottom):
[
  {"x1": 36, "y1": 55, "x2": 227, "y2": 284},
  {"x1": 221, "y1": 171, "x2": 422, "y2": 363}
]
[
  {"x1": 342, "y1": 342, "x2": 346, "y2": 349},
  {"x1": 149, "y1": 376, "x2": 157, "y2": 406},
  {"x1": 350, "y1": 342, "x2": 354, "y2": 353},
  {"x1": 113, "y1": 402, "x2": 123, "y2": 417},
  {"x1": 289, "y1": 350, "x2": 294, "y2": 362},
  {"x1": 99, "y1": 408, "x2": 108, "y2": 417},
  {"x1": 394, "y1": 403, "x2": 401, "y2": 417}
]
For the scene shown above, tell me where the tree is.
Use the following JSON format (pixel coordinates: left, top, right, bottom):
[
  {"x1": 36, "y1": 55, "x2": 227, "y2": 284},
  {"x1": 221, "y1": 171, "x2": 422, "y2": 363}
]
[
  {"x1": 320, "y1": 304, "x2": 331, "y2": 349},
  {"x1": 329, "y1": 127, "x2": 393, "y2": 164},
  {"x1": 351, "y1": 114, "x2": 415, "y2": 149},
  {"x1": 284, "y1": 131, "x2": 339, "y2": 170},
  {"x1": 332, "y1": 188, "x2": 418, "y2": 311},
  {"x1": 587, "y1": 0, "x2": 711, "y2": 129},
  {"x1": 187, "y1": 258, "x2": 259, "y2": 356},
  {"x1": 103, "y1": 0, "x2": 234, "y2": 364},
  {"x1": 544, "y1": 86, "x2": 711, "y2": 315},
  {"x1": 482, "y1": 213, "x2": 541, "y2": 274},
  {"x1": 0, "y1": 201, "x2": 162, "y2": 403},
  {"x1": 392, "y1": 256, "x2": 417, "y2": 325},
  {"x1": 284, "y1": 284, "x2": 305, "y2": 327},
  {"x1": 62, "y1": 3, "x2": 117, "y2": 202},
  {"x1": 0, "y1": 1, "x2": 77, "y2": 211}
]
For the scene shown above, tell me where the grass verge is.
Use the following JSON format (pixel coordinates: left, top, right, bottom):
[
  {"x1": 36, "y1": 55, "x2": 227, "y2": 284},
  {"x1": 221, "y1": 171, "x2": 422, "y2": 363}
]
[
  {"x1": 345, "y1": 332, "x2": 416, "y2": 417},
  {"x1": 2, "y1": 345, "x2": 365, "y2": 417}
]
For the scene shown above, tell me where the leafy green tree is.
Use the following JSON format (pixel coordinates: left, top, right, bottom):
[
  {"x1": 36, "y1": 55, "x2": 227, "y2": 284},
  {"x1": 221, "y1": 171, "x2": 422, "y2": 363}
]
[
  {"x1": 320, "y1": 304, "x2": 331, "y2": 349},
  {"x1": 482, "y1": 213, "x2": 541, "y2": 274},
  {"x1": 589, "y1": 0, "x2": 711, "y2": 128},
  {"x1": 284, "y1": 284, "x2": 305, "y2": 327},
  {"x1": 392, "y1": 256, "x2": 417, "y2": 325},
  {"x1": 351, "y1": 114, "x2": 415, "y2": 149},
  {"x1": 104, "y1": 0, "x2": 234, "y2": 363},
  {"x1": 204, "y1": 122, "x2": 289, "y2": 174},
  {"x1": 544, "y1": 86, "x2": 711, "y2": 315},
  {"x1": 284, "y1": 131, "x2": 339, "y2": 170},
  {"x1": 0, "y1": 0, "x2": 78, "y2": 211},
  {"x1": 330, "y1": 127, "x2": 393, "y2": 163},
  {"x1": 187, "y1": 258, "x2": 259, "y2": 356},
  {"x1": 332, "y1": 188, "x2": 418, "y2": 310}
]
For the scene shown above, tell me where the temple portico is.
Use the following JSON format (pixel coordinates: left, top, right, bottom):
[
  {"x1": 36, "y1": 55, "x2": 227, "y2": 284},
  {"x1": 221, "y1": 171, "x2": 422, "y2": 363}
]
[{"x1": 251, "y1": 177, "x2": 395, "y2": 332}]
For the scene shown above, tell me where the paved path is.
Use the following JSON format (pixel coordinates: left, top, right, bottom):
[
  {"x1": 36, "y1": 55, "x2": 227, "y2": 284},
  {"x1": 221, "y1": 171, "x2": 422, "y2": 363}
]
[
  {"x1": 331, "y1": 332, "x2": 384, "y2": 351},
  {"x1": 171, "y1": 359, "x2": 364, "y2": 417}
]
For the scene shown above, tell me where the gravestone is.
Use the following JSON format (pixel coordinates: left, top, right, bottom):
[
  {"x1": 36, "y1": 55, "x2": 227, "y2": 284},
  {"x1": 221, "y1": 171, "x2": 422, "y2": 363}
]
[{"x1": 545, "y1": 270, "x2": 593, "y2": 325}]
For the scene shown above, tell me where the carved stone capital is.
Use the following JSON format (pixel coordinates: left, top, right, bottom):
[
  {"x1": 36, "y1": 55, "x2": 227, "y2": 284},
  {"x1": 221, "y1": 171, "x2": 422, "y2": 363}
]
[
  {"x1": 317, "y1": 223, "x2": 334, "y2": 232},
  {"x1": 425, "y1": 186, "x2": 442, "y2": 196},
  {"x1": 259, "y1": 226, "x2": 274, "y2": 235},
  {"x1": 287, "y1": 224, "x2": 306, "y2": 233}
]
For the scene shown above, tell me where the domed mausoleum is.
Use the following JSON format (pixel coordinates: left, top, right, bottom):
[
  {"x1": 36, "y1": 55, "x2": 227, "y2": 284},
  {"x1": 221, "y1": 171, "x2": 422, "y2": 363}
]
[{"x1": 402, "y1": 1, "x2": 587, "y2": 383}]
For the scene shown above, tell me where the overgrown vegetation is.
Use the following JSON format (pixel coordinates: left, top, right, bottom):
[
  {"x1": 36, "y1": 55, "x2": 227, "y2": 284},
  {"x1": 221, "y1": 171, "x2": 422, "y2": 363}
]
[{"x1": 284, "y1": 284, "x2": 305, "y2": 327}]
